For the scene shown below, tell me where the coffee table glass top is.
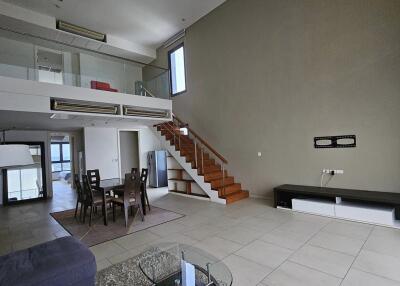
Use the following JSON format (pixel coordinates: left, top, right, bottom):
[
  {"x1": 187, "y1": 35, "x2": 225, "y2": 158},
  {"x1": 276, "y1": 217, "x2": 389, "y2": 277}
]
[{"x1": 138, "y1": 243, "x2": 232, "y2": 286}]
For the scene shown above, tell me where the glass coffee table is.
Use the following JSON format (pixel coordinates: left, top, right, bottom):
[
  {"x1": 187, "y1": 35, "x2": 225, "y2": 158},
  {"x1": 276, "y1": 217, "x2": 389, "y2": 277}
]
[{"x1": 138, "y1": 243, "x2": 232, "y2": 286}]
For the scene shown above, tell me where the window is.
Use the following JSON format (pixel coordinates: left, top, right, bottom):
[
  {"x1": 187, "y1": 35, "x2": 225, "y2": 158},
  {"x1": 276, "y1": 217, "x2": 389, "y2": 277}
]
[
  {"x1": 51, "y1": 142, "x2": 71, "y2": 172},
  {"x1": 37, "y1": 48, "x2": 64, "y2": 85},
  {"x1": 168, "y1": 44, "x2": 186, "y2": 96}
]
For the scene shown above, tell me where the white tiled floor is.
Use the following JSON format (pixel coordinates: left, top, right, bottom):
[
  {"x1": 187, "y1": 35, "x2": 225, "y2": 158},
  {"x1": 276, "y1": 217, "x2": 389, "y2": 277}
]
[{"x1": 2, "y1": 185, "x2": 400, "y2": 286}]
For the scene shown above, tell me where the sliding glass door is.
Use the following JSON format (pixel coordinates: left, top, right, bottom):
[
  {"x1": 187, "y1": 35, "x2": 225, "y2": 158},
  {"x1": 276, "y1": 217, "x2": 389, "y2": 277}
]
[{"x1": 2, "y1": 142, "x2": 47, "y2": 204}]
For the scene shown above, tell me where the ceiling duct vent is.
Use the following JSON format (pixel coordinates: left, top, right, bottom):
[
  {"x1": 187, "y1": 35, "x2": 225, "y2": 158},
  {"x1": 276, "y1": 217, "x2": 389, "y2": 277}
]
[
  {"x1": 57, "y1": 20, "x2": 107, "y2": 42},
  {"x1": 123, "y1": 106, "x2": 170, "y2": 119},
  {"x1": 163, "y1": 29, "x2": 186, "y2": 48},
  {"x1": 51, "y1": 98, "x2": 119, "y2": 115}
]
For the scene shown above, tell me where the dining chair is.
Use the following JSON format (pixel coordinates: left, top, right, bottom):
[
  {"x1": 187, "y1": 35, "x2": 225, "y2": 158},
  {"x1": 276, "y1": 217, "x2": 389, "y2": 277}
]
[
  {"x1": 86, "y1": 169, "x2": 100, "y2": 187},
  {"x1": 112, "y1": 173, "x2": 144, "y2": 227},
  {"x1": 82, "y1": 174, "x2": 112, "y2": 227},
  {"x1": 140, "y1": 168, "x2": 151, "y2": 212},
  {"x1": 87, "y1": 169, "x2": 113, "y2": 202},
  {"x1": 73, "y1": 174, "x2": 85, "y2": 221},
  {"x1": 131, "y1": 168, "x2": 138, "y2": 179}
]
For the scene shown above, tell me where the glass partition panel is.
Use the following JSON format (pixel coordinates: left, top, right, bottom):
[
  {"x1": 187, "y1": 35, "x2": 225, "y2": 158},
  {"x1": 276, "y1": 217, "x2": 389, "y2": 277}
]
[{"x1": 0, "y1": 34, "x2": 170, "y2": 99}]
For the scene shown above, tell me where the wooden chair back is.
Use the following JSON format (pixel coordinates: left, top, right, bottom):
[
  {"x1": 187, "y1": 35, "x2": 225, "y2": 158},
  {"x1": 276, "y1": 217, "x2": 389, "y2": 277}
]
[
  {"x1": 86, "y1": 169, "x2": 100, "y2": 187},
  {"x1": 124, "y1": 173, "x2": 141, "y2": 203},
  {"x1": 140, "y1": 168, "x2": 148, "y2": 186},
  {"x1": 131, "y1": 168, "x2": 139, "y2": 180},
  {"x1": 82, "y1": 175, "x2": 94, "y2": 205},
  {"x1": 73, "y1": 174, "x2": 84, "y2": 201}
]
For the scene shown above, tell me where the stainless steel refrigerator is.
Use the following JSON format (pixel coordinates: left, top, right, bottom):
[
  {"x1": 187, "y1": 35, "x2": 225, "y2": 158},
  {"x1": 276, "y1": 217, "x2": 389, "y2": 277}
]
[{"x1": 147, "y1": 150, "x2": 168, "y2": 187}]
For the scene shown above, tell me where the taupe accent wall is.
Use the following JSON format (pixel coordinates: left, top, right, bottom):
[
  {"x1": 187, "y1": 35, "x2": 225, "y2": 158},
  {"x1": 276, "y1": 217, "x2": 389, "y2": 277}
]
[{"x1": 148, "y1": 0, "x2": 400, "y2": 198}]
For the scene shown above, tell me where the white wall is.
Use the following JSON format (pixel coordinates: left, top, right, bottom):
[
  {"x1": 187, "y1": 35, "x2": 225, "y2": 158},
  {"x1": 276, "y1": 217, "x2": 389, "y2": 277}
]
[
  {"x1": 84, "y1": 127, "x2": 120, "y2": 180},
  {"x1": 0, "y1": 37, "x2": 35, "y2": 80},
  {"x1": 138, "y1": 127, "x2": 163, "y2": 172},
  {"x1": 0, "y1": 130, "x2": 52, "y2": 205},
  {"x1": 83, "y1": 127, "x2": 162, "y2": 183}
]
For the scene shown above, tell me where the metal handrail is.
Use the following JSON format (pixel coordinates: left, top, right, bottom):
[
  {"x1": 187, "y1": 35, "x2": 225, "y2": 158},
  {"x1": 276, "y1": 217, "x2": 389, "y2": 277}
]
[
  {"x1": 141, "y1": 86, "x2": 156, "y2": 98},
  {"x1": 172, "y1": 114, "x2": 228, "y2": 164},
  {"x1": 157, "y1": 115, "x2": 229, "y2": 197},
  {"x1": 168, "y1": 114, "x2": 228, "y2": 197}
]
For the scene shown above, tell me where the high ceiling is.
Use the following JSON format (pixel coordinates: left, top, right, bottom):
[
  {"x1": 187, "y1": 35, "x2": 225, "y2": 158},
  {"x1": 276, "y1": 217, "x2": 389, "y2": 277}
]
[{"x1": 2, "y1": 0, "x2": 225, "y2": 49}]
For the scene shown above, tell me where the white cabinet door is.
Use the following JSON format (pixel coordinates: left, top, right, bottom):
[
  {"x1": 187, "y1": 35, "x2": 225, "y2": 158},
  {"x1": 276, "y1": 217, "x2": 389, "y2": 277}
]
[{"x1": 84, "y1": 127, "x2": 119, "y2": 179}]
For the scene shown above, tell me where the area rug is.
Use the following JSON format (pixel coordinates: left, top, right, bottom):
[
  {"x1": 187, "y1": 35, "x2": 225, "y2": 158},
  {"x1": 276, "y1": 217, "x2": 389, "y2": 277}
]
[
  {"x1": 96, "y1": 245, "x2": 220, "y2": 286},
  {"x1": 50, "y1": 207, "x2": 184, "y2": 247}
]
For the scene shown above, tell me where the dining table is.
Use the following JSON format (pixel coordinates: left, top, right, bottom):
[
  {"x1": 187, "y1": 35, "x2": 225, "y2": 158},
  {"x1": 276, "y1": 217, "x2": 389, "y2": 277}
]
[{"x1": 95, "y1": 177, "x2": 147, "y2": 226}]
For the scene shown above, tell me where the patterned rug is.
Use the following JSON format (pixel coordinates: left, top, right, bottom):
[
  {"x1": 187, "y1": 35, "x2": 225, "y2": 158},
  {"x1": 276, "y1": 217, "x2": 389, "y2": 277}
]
[
  {"x1": 51, "y1": 207, "x2": 184, "y2": 247},
  {"x1": 95, "y1": 245, "x2": 218, "y2": 286},
  {"x1": 96, "y1": 246, "x2": 159, "y2": 286}
]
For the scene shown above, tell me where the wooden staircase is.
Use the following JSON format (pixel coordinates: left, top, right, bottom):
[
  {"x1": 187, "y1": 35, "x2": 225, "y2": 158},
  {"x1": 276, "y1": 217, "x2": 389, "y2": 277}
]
[{"x1": 155, "y1": 116, "x2": 249, "y2": 204}]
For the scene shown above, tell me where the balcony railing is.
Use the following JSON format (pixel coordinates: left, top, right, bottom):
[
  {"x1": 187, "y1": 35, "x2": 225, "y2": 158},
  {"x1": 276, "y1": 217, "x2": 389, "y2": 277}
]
[
  {"x1": 0, "y1": 62, "x2": 170, "y2": 100},
  {"x1": 0, "y1": 34, "x2": 171, "y2": 100}
]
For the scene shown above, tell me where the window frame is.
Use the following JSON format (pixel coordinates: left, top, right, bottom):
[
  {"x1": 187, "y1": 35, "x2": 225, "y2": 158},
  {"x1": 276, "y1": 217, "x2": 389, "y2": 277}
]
[
  {"x1": 168, "y1": 43, "x2": 187, "y2": 96},
  {"x1": 51, "y1": 142, "x2": 71, "y2": 173}
]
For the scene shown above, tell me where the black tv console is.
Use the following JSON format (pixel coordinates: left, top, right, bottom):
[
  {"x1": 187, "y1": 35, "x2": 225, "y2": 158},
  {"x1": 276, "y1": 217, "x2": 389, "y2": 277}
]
[{"x1": 274, "y1": 184, "x2": 400, "y2": 220}]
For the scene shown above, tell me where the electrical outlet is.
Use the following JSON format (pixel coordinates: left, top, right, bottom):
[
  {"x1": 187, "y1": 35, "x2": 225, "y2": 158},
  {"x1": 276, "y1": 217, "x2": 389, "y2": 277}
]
[
  {"x1": 257, "y1": 152, "x2": 262, "y2": 157},
  {"x1": 322, "y1": 169, "x2": 344, "y2": 175}
]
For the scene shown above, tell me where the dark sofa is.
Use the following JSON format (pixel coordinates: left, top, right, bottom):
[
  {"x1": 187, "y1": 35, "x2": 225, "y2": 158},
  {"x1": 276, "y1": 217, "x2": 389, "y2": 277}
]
[{"x1": 0, "y1": 236, "x2": 96, "y2": 286}]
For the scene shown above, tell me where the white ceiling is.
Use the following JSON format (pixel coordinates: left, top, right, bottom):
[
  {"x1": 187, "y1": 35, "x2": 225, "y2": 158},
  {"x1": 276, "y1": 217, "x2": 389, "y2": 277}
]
[{"x1": 2, "y1": 0, "x2": 225, "y2": 49}]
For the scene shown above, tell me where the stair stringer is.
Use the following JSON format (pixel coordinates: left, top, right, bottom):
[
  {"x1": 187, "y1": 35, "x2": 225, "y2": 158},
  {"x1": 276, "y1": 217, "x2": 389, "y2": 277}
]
[{"x1": 151, "y1": 127, "x2": 226, "y2": 205}]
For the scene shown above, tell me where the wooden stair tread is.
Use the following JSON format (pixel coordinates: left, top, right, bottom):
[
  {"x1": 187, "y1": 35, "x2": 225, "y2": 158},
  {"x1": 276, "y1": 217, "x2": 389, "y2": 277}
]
[
  {"x1": 204, "y1": 170, "x2": 228, "y2": 181},
  {"x1": 223, "y1": 190, "x2": 250, "y2": 204},
  {"x1": 216, "y1": 183, "x2": 242, "y2": 196}
]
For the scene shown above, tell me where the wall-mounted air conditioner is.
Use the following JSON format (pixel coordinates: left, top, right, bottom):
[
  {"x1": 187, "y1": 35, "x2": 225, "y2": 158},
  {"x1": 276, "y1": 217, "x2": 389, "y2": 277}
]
[
  {"x1": 123, "y1": 106, "x2": 170, "y2": 119},
  {"x1": 51, "y1": 98, "x2": 119, "y2": 115},
  {"x1": 57, "y1": 20, "x2": 107, "y2": 42}
]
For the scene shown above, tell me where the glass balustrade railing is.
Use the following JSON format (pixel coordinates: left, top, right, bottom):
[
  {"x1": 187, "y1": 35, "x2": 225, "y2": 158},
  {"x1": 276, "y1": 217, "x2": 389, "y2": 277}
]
[{"x1": 0, "y1": 61, "x2": 170, "y2": 99}]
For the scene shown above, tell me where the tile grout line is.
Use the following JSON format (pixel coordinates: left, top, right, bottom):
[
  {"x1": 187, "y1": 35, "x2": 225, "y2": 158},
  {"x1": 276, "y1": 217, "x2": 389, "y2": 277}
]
[
  {"x1": 258, "y1": 219, "x2": 339, "y2": 284},
  {"x1": 338, "y1": 224, "x2": 374, "y2": 285},
  {"x1": 214, "y1": 214, "x2": 332, "y2": 284},
  {"x1": 350, "y1": 267, "x2": 400, "y2": 284}
]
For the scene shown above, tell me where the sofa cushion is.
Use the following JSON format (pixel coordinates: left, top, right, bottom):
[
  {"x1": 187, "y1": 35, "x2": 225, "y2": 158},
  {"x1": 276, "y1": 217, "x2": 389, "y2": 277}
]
[{"x1": 0, "y1": 236, "x2": 96, "y2": 286}]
